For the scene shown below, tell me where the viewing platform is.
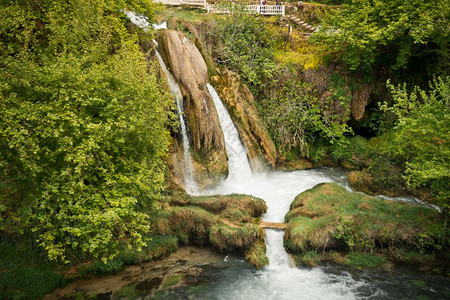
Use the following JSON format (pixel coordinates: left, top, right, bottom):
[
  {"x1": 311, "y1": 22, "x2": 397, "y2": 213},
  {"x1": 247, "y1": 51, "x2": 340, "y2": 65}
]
[{"x1": 154, "y1": 0, "x2": 286, "y2": 16}]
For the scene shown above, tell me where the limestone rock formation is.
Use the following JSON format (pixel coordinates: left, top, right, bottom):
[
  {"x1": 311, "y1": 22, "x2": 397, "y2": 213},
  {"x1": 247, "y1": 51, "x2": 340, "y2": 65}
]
[
  {"x1": 156, "y1": 30, "x2": 227, "y2": 187},
  {"x1": 211, "y1": 69, "x2": 277, "y2": 170}
]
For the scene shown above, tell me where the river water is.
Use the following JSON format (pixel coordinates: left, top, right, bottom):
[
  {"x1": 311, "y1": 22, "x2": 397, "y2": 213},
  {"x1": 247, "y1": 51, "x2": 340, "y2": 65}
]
[
  {"x1": 166, "y1": 84, "x2": 449, "y2": 300},
  {"x1": 57, "y1": 13, "x2": 448, "y2": 300}
]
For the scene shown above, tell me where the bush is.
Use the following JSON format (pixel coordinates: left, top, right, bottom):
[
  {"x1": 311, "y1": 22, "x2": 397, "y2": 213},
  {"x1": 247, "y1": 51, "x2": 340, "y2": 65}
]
[
  {"x1": 0, "y1": 0, "x2": 173, "y2": 263},
  {"x1": 0, "y1": 268, "x2": 67, "y2": 300}
]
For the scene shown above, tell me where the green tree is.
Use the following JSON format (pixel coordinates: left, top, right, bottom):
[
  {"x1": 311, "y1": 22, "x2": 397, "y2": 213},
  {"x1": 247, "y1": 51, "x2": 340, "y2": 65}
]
[
  {"x1": 314, "y1": 0, "x2": 450, "y2": 77},
  {"x1": 0, "y1": 0, "x2": 173, "y2": 262},
  {"x1": 380, "y1": 77, "x2": 450, "y2": 210},
  {"x1": 213, "y1": 2, "x2": 278, "y2": 94}
]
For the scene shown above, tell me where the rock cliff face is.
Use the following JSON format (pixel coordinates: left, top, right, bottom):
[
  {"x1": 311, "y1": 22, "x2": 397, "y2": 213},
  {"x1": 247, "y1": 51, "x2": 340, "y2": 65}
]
[
  {"x1": 302, "y1": 66, "x2": 372, "y2": 123},
  {"x1": 156, "y1": 30, "x2": 227, "y2": 187},
  {"x1": 211, "y1": 69, "x2": 277, "y2": 170}
]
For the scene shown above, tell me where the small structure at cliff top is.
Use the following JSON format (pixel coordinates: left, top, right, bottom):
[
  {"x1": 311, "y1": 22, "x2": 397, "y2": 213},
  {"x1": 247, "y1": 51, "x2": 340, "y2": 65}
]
[{"x1": 154, "y1": 0, "x2": 286, "y2": 16}]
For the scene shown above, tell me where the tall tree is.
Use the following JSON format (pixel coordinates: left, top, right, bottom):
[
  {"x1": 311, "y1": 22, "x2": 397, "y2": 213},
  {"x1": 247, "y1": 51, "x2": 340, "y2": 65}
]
[
  {"x1": 315, "y1": 0, "x2": 449, "y2": 80},
  {"x1": 0, "y1": 0, "x2": 173, "y2": 262}
]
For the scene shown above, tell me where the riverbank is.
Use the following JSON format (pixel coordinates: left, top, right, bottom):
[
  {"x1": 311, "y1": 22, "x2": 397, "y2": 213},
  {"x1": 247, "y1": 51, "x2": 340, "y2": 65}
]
[
  {"x1": 44, "y1": 246, "x2": 226, "y2": 299},
  {"x1": 284, "y1": 183, "x2": 449, "y2": 274}
]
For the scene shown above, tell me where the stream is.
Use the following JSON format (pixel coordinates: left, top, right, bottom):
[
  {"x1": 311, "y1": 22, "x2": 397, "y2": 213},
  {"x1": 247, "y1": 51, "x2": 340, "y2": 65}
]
[
  {"x1": 162, "y1": 84, "x2": 449, "y2": 300},
  {"x1": 121, "y1": 15, "x2": 449, "y2": 299}
]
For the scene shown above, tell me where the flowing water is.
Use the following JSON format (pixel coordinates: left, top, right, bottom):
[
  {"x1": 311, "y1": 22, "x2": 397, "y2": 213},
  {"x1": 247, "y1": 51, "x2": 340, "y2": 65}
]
[
  {"x1": 203, "y1": 84, "x2": 362, "y2": 299},
  {"x1": 155, "y1": 51, "x2": 198, "y2": 194},
  {"x1": 168, "y1": 84, "x2": 449, "y2": 300},
  {"x1": 119, "y1": 15, "x2": 449, "y2": 300}
]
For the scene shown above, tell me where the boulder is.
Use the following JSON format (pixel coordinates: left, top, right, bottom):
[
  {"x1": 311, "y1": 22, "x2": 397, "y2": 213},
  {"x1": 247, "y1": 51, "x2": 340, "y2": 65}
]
[{"x1": 157, "y1": 30, "x2": 227, "y2": 187}]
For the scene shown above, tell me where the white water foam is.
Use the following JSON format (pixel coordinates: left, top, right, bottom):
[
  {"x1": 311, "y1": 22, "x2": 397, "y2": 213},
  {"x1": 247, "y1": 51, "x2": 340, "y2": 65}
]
[
  {"x1": 205, "y1": 83, "x2": 364, "y2": 299},
  {"x1": 155, "y1": 51, "x2": 199, "y2": 195}
]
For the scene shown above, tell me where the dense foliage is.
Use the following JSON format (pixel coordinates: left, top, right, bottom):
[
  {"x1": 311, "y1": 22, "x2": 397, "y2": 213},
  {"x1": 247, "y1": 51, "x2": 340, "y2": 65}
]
[
  {"x1": 331, "y1": 77, "x2": 449, "y2": 211},
  {"x1": 213, "y1": 11, "x2": 350, "y2": 155},
  {"x1": 259, "y1": 70, "x2": 351, "y2": 155},
  {"x1": 0, "y1": 0, "x2": 173, "y2": 262},
  {"x1": 314, "y1": 0, "x2": 450, "y2": 79},
  {"x1": 381, "y1": 77, "x2": 450, "y2": 209},
  {"x1": 213, "y1": 5, "x2": 278, "y2": 94}
]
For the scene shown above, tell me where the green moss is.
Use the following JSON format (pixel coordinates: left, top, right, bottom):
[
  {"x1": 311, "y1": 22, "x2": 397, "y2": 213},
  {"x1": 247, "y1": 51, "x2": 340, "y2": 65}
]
[
  {"x1": 79, "y1": 259, "x2": 125, "y2": 276},
  {"x1": 297, "y1": 250, "x2": 320, "y2": 267},
  {"x1": 0, "y1": 239, "x2": 69, "y2": 299},
  {"x1": 0, "y1": 268, "x2": 67, "y2": 300},
  {"x1": 346, "y1": 252, "x2": 386, "y2": 268},
  {"x1": 113, "y1": 285, "x2": 139, "y2": 299},
  {"x1": 209, "y1": 223, "x2": 262, "y2": 252},
  {"x1": 169, "y1": 194, "x2": 267, "y2": 224},
  {"x1": 284, "y1": 183, "x2": 448, "y2": 263},
  {"x1": 245, "y1": 240, "x2": 269, "y2": 269},
  {"x1": 169, "y1": 206, "x2": 219, "y2": 245},
  {"x1": 161, "y1": 274, "x2": 183, "y2": 289}
]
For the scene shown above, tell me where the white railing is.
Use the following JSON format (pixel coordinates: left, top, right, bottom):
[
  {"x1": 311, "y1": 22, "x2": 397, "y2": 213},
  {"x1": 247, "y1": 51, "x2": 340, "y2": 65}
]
[
  {"x1": 207, "y1": 4, "x2": 285, "y2": 15},
  {"x1": 155, "y1": 0, "x2": 285, "y2": 16},
  {"x1": 154, "y1": 0, "x2": 207, "y2": 6},
  {"x1": 182, "y1": 0, "x2": 207, "y2": 6},
  {"x1": 245, "y1": 5, "x2": 285, "y2": 15}
]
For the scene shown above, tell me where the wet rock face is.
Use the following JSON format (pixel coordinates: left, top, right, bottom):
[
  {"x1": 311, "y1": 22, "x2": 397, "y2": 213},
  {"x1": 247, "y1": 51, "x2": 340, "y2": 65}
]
[
  {"x1": 351, "y1": 88, "x2": 370, "y2": 121},
  {"x1": 303, "y1": 66, "x2": 373, "y2": 123},
  {"x1": 211, "y1": 69, "x2": 277, "y2": 170},
  {"x1": 162, "y1": 30, "x2": 208, "y2": 92},
  {"x1": 157, "y1": 29, "x2": 227, "y2": 187}
]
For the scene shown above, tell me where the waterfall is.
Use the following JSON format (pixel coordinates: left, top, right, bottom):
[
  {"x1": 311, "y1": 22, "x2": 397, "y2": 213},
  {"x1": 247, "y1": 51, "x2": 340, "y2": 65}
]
[
  {"x1": 206, "y1": 84, "x2": 253, "y2": 181},
  {"x1": 155, "y1": 51, "x2": 199, "y2": 195},
  {"x1": 206, "y1": 83, "x2": 361, "y2": 299},
  {"x1": 124, "y1": 13, "x2": 198, "y2": 192}
]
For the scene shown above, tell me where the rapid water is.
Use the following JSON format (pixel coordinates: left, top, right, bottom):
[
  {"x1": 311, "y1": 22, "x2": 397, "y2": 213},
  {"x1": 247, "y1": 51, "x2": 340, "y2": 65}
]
[
  {"x1": 121, "y1": 14, "x2": 449, "y2": 300},
  {"x1": 203, "y1": 84, "x2": 363, "y2": 299},
  {"x1": 155, "y1": 51, "x2": 198, "y2": 195}
]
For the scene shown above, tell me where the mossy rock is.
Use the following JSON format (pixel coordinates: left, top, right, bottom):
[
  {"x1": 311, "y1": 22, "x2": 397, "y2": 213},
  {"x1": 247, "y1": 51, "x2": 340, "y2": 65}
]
[
  {"x1": 284, "y1": 183, "x2": 447, "y2": 264},
  {"x1": 150, "y1": 195, "x2": 268, "y2": 268},
  {"x1": 169, "y1": 193, "x2": 267, "y2": 224},
  {"x1": 349, "y1": 170, "x2": 398, "y2": 197}
]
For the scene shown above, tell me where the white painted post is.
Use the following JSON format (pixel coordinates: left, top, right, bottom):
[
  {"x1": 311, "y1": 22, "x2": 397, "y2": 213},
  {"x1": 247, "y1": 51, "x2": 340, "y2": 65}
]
[
  {"x1": 282, "y1": 5, "x2": 285, "y2": 16},
  {"x1": 203, "y1": 0, "x2": 206, "y2": 10}
]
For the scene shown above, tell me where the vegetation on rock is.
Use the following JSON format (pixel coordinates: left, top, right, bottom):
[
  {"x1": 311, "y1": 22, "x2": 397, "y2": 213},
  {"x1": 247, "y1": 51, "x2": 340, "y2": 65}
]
[
  {"x1": 151, "y1": 191, "x2": 269, "y2": 268},
  {"x1": 284, "y1": 183, "x2": 448, "y2": 266}
]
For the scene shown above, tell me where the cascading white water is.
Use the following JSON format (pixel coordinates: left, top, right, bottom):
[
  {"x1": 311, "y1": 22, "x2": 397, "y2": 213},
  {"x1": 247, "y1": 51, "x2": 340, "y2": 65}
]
[
  {"x1": 155, "y1": 51, "x2": 199, "y2": 195},
  {"x1": 124, "y1": 13, "x2": 198, "y2": 193},
  {"x1": 205, "y1": 83, "x2": 363, "y2": 299},
  {"x1": 207, "y1": 84, "x2": 253, "y2": 181}
]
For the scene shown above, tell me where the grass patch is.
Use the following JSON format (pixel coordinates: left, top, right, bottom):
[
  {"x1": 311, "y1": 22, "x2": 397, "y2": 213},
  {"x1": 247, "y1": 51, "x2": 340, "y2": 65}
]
[
  {"x1": 296, "y1": 250, "x2": 320, "y2": 266},
  {"x1": 113, "y1": 285, "x2": 139, "y2": 299},
  {"x1": 0, "y1": 239, "x2": 69, "y2": 299},
  {"x1": 154, "y1": 6, "x2": 208, "y2": 23},
  {"x1": 0, "y1": 268, "x2": 67, "y2": 299},
  {"x1": 346, "y1": 252, "x2": 386, "y2": 268},
  {"x1": 169, "y1": 194, "x2": 267, "y2": 224},
  {"x1": 284, "y1": 183, "x2": 447, "y2": 262},
  {"x1": 79, "y1": 260, "x2": 125, "y2": 276}
]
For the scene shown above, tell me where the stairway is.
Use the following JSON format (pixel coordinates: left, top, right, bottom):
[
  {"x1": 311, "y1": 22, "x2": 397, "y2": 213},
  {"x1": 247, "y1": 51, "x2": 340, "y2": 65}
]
[{"x1": 282, "y1": 15, "x2": 316, "y2": 40}]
